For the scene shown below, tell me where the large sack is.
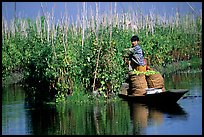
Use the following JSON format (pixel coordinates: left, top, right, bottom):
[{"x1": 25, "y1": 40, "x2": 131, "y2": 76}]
[
  {"x1": 146, "y1": 73, "x2": 164, "y2": 89},
  {"x1": 129, "y1": 74, "x2": 148, "y2": 96}
]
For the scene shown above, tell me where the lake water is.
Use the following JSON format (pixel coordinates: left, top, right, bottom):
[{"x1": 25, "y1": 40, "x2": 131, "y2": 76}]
[{"x1": 2, "y1": 70, "x2": 202, "y2": 135}]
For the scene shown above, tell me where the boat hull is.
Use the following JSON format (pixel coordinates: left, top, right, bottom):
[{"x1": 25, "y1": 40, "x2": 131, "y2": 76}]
[{"x1": 119, "y1": 89, "x2": 189, "y2": 104}]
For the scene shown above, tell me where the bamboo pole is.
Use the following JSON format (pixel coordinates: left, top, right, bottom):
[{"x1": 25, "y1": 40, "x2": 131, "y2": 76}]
[
  {"x1": 92, "y1": 39, "x2": 102, "y2": 93},
  {"x1": 92, "y1": 2, "x2": 101, "y2": 93}
]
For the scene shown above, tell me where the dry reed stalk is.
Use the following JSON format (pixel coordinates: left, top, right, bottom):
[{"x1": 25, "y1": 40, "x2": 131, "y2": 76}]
[
  {"x1": 200, "y1": 10, "x2": 202, "y2": 25},
  {"x1": 109, "y1": 2, "x2": 112, "y2": 26},
  {"x1": 91, "y1": 15, "x2": 95, "y2": 32},
  {"x1": 95, "y1": 2, "x2": 99, "y2": 35},
  {"x1": 135, "y1": 2, "x2": 147, "y2": 31},
  {"x1": 145, "y1": 15, "x2": 149, "y2": 36},
  {"x1": 92, "y1": 2, "x2": 100, "y2": 93},
  {"x1": 15, "y1": 19, "x2": 20, "y2": 35},
  {"x1": 64, "y1": 4, "x2": 69, "y2": 48},
  {"x1": 2, "y1": 17, "x2": 8, "y2": 40},
  {"x1": 149, "y1": 10, "x2": 154, "y2": 34},
  {"x1": 82, "y1": 2, "x2": 86, "y2": 50},
  {"x1": 3, "y1": 3, "x2": 202, "y2": 50},
  {"x1": 51, "y1": 5, "x2": 57, "y2": 59},
  {"x1": 186, "y1": 2, "x2": 200, "y2": 16},
  {"x1": 175, "y1": 10, "x2": 180, "y2": 27},
  {"x1": 109, "y1": 3, "x2": 113, "y2": 43},
  {"x1": 2, "y1": 18, "x2": 5, "y2": 43},
  {"x1": 90, "y1": 5, "x2": 95, "y2": 32},
  {"x1": 57, "y1": 7, "x2": 73, "y2": 68},
  {"x1": 85, "y1": 3, "x2": 88, "y2": 29},
  {"x1": 162, "y1": 12, "x2": 167, "y2": 27},
  {"x1": 122, "y1": 14, "x2": 125, "y2": 30},
  {"x1": 131, "y1": 11, "x2": 136, "y2": 32},
  {"x1": 92, "y1": 35, "x2": 102, "y2": 93},
  {"x1": 10, "y1": 19, "x2": 15, "y2": 37},
  {"x1": 36, "y1": 13, "x2": 41, "y2": 37},
  {"x1": 21, "y1": 18, "x2": 28, "y2": 38},
  {"x1": 114, "y1": 2, "x2": 117, "y2": 27},
  {"x1": 46, "y1": 13, "x2": 50, "y2": 42},
  {"x1": 40, "y1": 3, "x2": 50, "y2": 42},
  {"x1": 71, "y1": 16, "x2": 77, "y2": 36},
  {"x1": 39, "y1": 12, "x2": 42, "y2": 41},
  {"x1": 125, "y1": 13, "x2": 129, "y2": 30},
  {"x1": 116, "y1": 13, "x2": 119, "y2": 28}
]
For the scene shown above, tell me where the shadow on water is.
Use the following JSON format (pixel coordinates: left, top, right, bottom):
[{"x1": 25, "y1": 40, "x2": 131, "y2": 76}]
[{"x1": 127, "y1": 101, "x2": 188, "y2": 135}]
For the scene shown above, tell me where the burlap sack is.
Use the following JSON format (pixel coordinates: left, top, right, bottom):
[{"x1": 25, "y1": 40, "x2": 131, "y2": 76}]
[
  {"x1": 146, "y1": 73, "x2": 164, "y2": 89},
  {"x1": 129, "y1": 74, "x2": 148, "y2": 96}
]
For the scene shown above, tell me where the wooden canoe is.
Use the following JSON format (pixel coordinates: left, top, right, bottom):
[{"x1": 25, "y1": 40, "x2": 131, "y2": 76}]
[{"x1": 119, "y1": 84, "x2": 189, "y2": 104}]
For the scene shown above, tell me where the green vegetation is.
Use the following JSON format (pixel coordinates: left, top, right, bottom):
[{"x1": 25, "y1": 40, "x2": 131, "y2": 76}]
[
  {"x1": 158, "y1": 57, "x2": 202, "y2": 75},
  {"x1": 130, "y1": 70, "x2": 160, "y2": 75},
  {"x1": 2, "y1": 6, "x2": 202, "y2": 103}
]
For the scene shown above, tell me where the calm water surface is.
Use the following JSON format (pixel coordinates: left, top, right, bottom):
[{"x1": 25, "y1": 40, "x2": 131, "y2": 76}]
[{"x1": 2, "y1": 71, "x2": 202, "y2": 135}]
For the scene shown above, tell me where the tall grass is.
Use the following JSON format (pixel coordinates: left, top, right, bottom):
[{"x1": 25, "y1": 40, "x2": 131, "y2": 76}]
[{"x1": 2, "y1": 3, "x2": 202, "y2": 102}]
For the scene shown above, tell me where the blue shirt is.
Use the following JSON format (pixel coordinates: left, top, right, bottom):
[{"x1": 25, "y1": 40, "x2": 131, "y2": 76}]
[{"x1": 129, "y1": 45, "x2": 145, "y2": 66}]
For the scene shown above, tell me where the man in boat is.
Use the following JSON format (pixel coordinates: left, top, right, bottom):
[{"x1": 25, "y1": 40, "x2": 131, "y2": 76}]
[
  {"x1": 124, "y1": 35, "x2": 147, "y2": 72},
  {"x1": 123, "y1": 36, "x2": 150, "y2": 96}
]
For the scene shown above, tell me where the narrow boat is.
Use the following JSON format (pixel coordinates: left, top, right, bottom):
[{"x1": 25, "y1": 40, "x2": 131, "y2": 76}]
[{"x1": 119, "y1": 83, "x2": 189, "y2": 104}]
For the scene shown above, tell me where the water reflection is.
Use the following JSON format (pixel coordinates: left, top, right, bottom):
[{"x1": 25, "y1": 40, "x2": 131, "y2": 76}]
[
  {"x1": 23, "y1": 100, "x2": 188, "y2": 135},
  {"x1": 128, "y1": 102, "x2": 188, "y2": 135},
  {"x1": 2, "y1": 70, "x2": 201, "y2": 135},
  {"x1": 2, "y1": 85, "x2": 27, "y2": 135},
  {"x1": 24, "y1": 101, "x2": 132, "y2": 135},
  {"x1": 164, "y1": 70, "x2": 202, "y2": 90}
]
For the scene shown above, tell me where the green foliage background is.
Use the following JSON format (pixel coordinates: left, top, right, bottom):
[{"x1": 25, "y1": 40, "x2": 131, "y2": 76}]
[{"x1": 2, "y1": 11, "x2": 202, "y2": 102}]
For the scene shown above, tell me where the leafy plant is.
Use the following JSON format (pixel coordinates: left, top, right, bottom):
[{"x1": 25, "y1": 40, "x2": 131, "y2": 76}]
[{"x1": 2, "y1": 8, "x2": 202, "y2": 103}]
